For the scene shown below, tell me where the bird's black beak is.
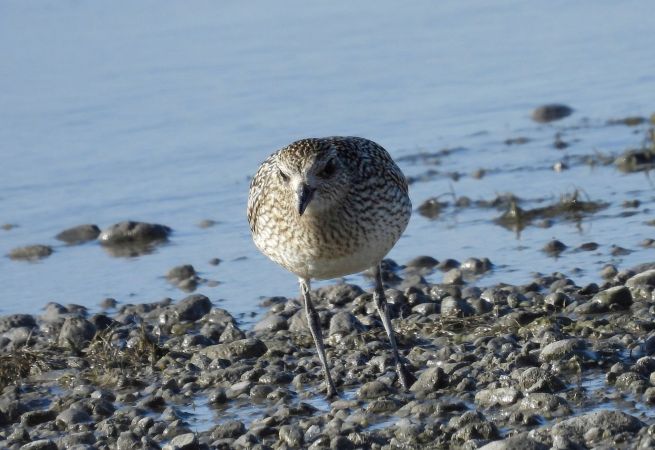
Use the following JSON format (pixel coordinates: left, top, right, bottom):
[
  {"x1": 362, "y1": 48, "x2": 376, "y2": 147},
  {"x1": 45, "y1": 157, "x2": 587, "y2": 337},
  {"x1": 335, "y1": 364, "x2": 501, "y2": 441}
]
[{"x1": 297, "y1": 183, "x2": 315, "y2": 216}]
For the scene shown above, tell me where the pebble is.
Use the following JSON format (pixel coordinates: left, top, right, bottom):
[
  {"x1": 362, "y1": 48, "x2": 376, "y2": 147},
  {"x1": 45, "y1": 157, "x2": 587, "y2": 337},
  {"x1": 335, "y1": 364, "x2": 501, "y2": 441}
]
[
  {"x1": 175, "y1": 294, "x2": 212, "y2": 321},
  {"x1": 8, "y1": 245, "x2": 53, "y2": 261},
  {"x1": 55, "y1": 224, "x2": 100, "y2": 244},
  {"x1": 57, "y1": 317, "x2": 96, "y2": 349},
  {"x1": 531, "y1": 104, "x2": 573, "y2": 123},
  {"x1": 98, "y1": 221, "x2": 171, "y2": 246}
]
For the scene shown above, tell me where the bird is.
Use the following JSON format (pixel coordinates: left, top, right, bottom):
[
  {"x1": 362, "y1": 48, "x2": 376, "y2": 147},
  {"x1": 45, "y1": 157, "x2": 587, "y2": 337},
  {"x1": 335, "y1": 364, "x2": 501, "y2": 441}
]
[{"x1": 247, "y1": 136, "x2": 413, "y2": 397}]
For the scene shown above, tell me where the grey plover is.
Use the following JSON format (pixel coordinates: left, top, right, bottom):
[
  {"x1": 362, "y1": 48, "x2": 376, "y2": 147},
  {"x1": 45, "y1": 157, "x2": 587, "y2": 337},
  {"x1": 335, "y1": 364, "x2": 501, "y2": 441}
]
[{"x1": 247, "y1": 136, "x2": 413, "y2": 396}]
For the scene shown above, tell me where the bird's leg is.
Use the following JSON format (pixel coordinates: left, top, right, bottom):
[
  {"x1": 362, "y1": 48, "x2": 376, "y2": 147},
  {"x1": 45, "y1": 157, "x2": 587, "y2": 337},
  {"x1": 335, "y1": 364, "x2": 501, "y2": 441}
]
[
  {"x1": 300, "y1": 278, "x2": 338, "y2": 397},
  {"x1": 373, "y1": 264, "x2": 413, "y2": 390}
]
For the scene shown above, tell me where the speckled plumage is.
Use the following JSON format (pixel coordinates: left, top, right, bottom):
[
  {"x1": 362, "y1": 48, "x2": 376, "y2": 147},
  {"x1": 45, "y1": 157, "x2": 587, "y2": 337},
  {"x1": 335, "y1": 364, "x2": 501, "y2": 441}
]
[
  {"x1": 247, "y1": 136, "x2": 413, "y2": 396},
  {"x1": 248, "y1": 136, "x2": 411, "y2": 280}
]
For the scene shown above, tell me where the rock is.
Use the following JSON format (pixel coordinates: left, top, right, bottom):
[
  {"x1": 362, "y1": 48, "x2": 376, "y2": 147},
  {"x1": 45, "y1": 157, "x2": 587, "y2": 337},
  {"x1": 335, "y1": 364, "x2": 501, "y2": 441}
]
[
  {"x1": 551, "y1": 410, "x2": 644, "y2": 442},
  {"x1": 0, "y1": 314, "x2": 36, "y2": 333},
  {"x1": 440, "y1": 296, "x2": 473, "y2": 317},
  {"x1": 539, "y1": 338, "x2": 585, "y2": 362},
  {"x1": 543, "y1": 239, "x2": 566, "y2": 255},
  {"x1": 517, "y1": 393, "x2": 571, "y2": 417},
  {"x1": 592, "y1": 286, "x2": 632, "y2": 310},
  {"x1": 55, "y1": 407, "x2": 91, "y2": 427},
  {"x1": 219, "y1": 323, "x2": 246, "y2": 343},
  {"x1": 412, "y1": 302, "x2": 438, "y2": 315},
  {"x1": 531, "y1": 104, "x2": 573, "y2": 123},
  {"x1": 8, "y1": 245, "x2": 53, "y2": 261},
  {"x1": 279, "y1": 424, "x2": 303, "y2": 448},
  {"x1": 405, "y1": 255, "x2": 439, "y2": 271},
  {"x1": 479, "y1": 433, "x2": 548, "y2": 450},
  {"x1": 175, "y1": 294, "x2": 212, "y2": 321},
  {"x1": 517, "y1": 367, "x2": 565, "y2": 393},
  {"x1": 98, "y1": 221, "x2": 172, "y2": 245},
  {"x1": 418, "y1": 198, "x2": 446, "y2": 219},
  {"x1": 253, "y1": 314, "x2": 288, "y2": 333},
  {"x1": 19, "y1": 440, "x2": 58, "y2": 450},
  {"x1": 358, "y1": 380, "x2": 394, "y2": 399},
  {"x1": 626, "y1": 269, "x2": 655, "y2": 288},
  {"x1": 20, "y1": 410, "x2": 57, "y2": 427},
  {"x1": 461, "y1": 257, "x2": 492, "y2": 274},
  {"x1": 328, "y1": 311, "x2": 363, "y2": 336},
  {"x1": 318, "y1": 284, "x2": 364, "y2": 306},
  {"x1": 57, "y1": 317, "x2": 96, "y2": 349},
  {"x1": 115, "y1": 431, "x2": 140, "y2": 450},
  {"x1": 199, "y1": 338, "x2": 267, "y2": 361},
  {"x1": 475, "y1": 387, "x2": 521, "y2": 407},
  {"x1": 410, "y1": 367, "x2": 448, "y2": 393},
  {"x1": 168, "y1": 433, "x2": 198, "y2": 450},
  {"x1": 99, "y1": 298, "x2": 117, "y2": 309},
  {"x1": 55, "y1": 224, "x2": 100, "y2": 244},
  {"x1": 167, "y1": 265, "x2": 197, "y2": 283},
  {"x1": 210, "y1": 420, "x2": 246, "y2": 439},
  {"x1": 443, "y1": 269, "x2": 463, "y2": 285}
]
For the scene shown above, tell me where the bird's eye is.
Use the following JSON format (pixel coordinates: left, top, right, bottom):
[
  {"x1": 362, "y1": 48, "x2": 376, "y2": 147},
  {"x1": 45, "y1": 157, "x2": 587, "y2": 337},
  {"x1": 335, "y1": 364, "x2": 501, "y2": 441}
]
[
  {"x1": 317, "y1": 159, "x2": 337, "y2": 178},
  {"x1": 278, "y1": 169, "x2": 290, "y2": 182}
]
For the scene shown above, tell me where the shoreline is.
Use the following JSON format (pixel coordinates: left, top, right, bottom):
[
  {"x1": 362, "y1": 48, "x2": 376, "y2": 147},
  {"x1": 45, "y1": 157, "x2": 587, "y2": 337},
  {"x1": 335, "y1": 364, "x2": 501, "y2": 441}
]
[{"x1": 2, "y1": 256, "x2": 655, "y2": 449}]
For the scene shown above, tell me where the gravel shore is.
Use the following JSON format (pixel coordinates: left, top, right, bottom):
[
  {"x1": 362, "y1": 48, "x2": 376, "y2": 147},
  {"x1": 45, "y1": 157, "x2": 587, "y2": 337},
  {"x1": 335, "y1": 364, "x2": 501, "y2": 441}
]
[{"x1": 2, "y1": 256, "x2": 655, "y2": 449}]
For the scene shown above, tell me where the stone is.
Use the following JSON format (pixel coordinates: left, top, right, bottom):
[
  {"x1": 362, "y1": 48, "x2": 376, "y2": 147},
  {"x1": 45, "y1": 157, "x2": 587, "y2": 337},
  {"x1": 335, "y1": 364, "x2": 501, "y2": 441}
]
[
  {"x1": 475, "y1": 388, "x2": 521, "y2": 407},
  {"x1": 531, "y1": 104, "x2": 573, "y2": 123},
  {"x1": 55, "y1": 224, "x2": 100, "y2": 244},
  {"x1": 98, "y1": 221, "x2": 172, "y2": 245},
  {"x1": 626, "y1": 269, "x2": 655, "y2": 288},
  {"x1": 0, "y1": 314, "x2": 36, "y2": 333},
  {"x1": 358, "y1": 380, "x2": 394, "y2": 399},
  {"x1": 253, "y1": 314, "x2": 288, "y2": 333},
  {"x1": 175, "y1": 294, "x2": 212, "y2": 321},
  {"x1": 19, "y1": 440, "x2": 58, "y2": 450},
  {"x1": 479, "y1": 433, "x2": 548, "y2": 450},
  {"x1": 328, "y1": 311, "x2": 363, "y2": 336},
  {"x1": 57, "y1": 317, "x2": 96, "y2": 349},
  {"x1": 410, "y1": 367, "x2": 448, "y2": 393},
  {"x1": 55, "y1": 407, "x2": 91, "y2": 427},
  {"x1": 592, "y1": 286, "x2": 632, "y2": 310},
  {"x1": 8, "y1": 245, "x2": 53, "y2": 261},
  {"x1": 539, "y1": 339, "x2": 585, "y2": 362},
  {"x1": 199, "y1": 338, "x2": 267, "y2": 361},
  {"x1": 168, "y1": 433, "x2": 198, "y2": 450}
]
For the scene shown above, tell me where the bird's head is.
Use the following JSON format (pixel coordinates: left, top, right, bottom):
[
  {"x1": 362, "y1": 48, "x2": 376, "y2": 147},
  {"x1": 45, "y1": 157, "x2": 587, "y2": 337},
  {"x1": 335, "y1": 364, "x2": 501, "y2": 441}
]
[{"x1": 275, "y1": 139, "x2": 350, "y2": 216}]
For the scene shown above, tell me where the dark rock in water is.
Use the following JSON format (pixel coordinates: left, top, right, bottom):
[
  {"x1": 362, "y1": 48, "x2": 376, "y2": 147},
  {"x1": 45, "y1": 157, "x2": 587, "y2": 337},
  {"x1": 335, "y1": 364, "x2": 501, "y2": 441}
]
[
  {"x1": 328, "y1": 311, "x2": 364, "y2": 336},
  {"x1": 8, "y1": 244, "x2": 53, "y2": 261},
  {"x1": 479, "y1": 432, "x2": 548, "y2": 449},
  {"x1": 55, "y1": 407, "x2": 91, "y2": 428},
  {"x1": 210, "y1": 420, "x2": 246, "y2": 440},
  {"x1": 0, "y1": 314, "x2": 36, "y2": 333},
  {"x1": 98, "y1": 221, "x2": 172, "y2": 245},
  {"x1": 531, "y1": 104, "x2": 573, "y2": 123},
  {"x1": 20, "y1": 410, "x2": 57, "y2": 427},
  {"x1": 615, "y1": 148, "x2": 655, "y2": 173},
  {"x1": 626, "y1": 269, "x2": 655, "y2": 288},
  {"x1": 550, "y1": 410, "x2": 644, "y2": 442},
  {"x1": 539, "y1": 339, "x2": 585, "y2": 362},
  {"x1": 169, "y1": 433, "x2": 198, "y2": 450},
  {"x1": 442, "y1": 269, "x2": 463, "y2": 285},
  {"x1": 197, "y1": 219, "x2": 218, "y2": 228},
  {"x1": 592, "y1": 286, "x2": 632, "y2": 310},
  {"x1": 57, "y1": 317, "x2": 96, "y2": 349},
  {"x1": 461, "y1": 257, "x2": 492, "y2": 274},
  {"x1": 410, "y1": 367, "x2": 448, "y2": 393},
  {"x1": 607, "y1": 116, "x2": 646, "y2": 126},
  {"x1": 418, "y1": 197, "x2": 447, "y2": 219},
  {"x1": 167, "y1": 265, "x2": 197, "y2": 283},
  {"x1": 55, "y1": 224, "x2": 100, "y2": 244},
  {"x1": 175, "y1": 294, "x2": 212, "y2": 321},
  {"x1": 317, "y1": 284, "x2": 364, "y2": 306},
  {"x1": 405, "y1": 255, "x2": 439, "y2": 270},
  {"x1": 253, "y1": 313, "x2": 288, "y2": 333},
  {"x1": 199, "y1": 338, "x2": 267, "y2": 361},
  {"x1": 578, "y1": 242, "x2": 599, "y2": 251},
  {"x1": 99, "y1": 297, "x2": 117, "y2": 309},
  {"x1": 358, "y1": 380, "x2": 394, "y2": 399},
  {"x1": 543, "y1": 239, "x2": 567, "y2": 256},
  {"x1": 19, "y1": 440, "x2": 58, "y2": 450}
]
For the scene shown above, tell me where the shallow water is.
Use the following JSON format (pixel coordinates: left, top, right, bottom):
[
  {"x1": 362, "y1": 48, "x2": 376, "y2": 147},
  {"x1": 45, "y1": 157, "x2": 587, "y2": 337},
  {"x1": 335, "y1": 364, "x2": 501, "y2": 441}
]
[{"x1": 2, "y1": 0, "x2": 655, "y2": 325}]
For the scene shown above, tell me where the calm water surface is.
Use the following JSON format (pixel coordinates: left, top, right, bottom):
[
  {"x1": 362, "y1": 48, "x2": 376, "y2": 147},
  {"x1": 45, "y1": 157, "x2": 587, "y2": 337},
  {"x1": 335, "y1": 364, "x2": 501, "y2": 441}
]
[{"x1": 2, "y1": 0, "x2": 655, "y2": 325}]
